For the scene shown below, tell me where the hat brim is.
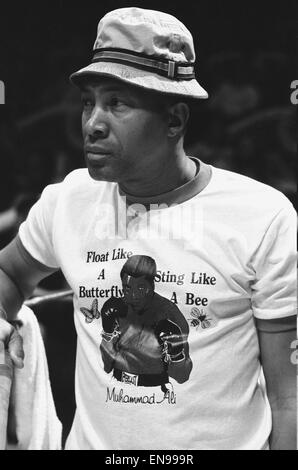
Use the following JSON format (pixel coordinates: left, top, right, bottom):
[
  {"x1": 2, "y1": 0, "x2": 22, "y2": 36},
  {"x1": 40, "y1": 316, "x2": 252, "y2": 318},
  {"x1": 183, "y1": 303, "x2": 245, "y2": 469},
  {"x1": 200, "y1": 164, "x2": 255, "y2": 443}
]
[{"x1": 70, "y1": 62, "x2": 208, "y2": 100}]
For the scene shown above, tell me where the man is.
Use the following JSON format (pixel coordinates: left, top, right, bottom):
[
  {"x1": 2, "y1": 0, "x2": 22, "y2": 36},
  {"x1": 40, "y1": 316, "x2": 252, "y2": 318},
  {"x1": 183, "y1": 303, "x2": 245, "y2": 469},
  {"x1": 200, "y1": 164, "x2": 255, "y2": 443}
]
[
  {"x1": 99, "y1": 255, "x2": 192, "y2": 389},
  {"x1": 0, "y1": 7, "x2": 296, "y2": 450}
]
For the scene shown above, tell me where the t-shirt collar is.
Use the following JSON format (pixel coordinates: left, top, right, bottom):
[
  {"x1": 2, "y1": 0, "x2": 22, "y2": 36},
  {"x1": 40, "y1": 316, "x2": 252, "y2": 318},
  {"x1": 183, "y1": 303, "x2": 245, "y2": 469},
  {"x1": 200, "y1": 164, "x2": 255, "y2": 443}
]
[{"x1": 118, "y1": 157, "x2": 212, "y2": 207}]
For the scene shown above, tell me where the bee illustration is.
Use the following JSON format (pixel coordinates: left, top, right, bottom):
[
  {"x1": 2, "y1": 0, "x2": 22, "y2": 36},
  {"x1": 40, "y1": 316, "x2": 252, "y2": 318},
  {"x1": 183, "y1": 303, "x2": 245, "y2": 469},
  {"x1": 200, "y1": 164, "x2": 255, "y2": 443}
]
[
  {"x1": 80, "y1": 299, "x2": 100, "y2": 323},
  {"x1": 188, "y1": 307, "x2": 212, "y2": 330}
]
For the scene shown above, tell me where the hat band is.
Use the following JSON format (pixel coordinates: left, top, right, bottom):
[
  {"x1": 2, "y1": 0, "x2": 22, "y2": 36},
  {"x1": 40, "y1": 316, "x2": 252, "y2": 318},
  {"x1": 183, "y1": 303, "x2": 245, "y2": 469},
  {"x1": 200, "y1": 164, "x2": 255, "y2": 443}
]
[{"x1": 92, "y1": 48, "x2": 195, "y2": 80}]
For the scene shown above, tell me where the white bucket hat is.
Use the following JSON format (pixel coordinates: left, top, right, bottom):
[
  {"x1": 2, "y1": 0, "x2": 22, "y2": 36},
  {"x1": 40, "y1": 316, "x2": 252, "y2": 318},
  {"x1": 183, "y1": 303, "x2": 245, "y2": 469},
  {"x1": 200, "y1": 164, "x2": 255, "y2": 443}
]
[{"x1": 70, "y1": 7, "x2": 208, "y2": 100}]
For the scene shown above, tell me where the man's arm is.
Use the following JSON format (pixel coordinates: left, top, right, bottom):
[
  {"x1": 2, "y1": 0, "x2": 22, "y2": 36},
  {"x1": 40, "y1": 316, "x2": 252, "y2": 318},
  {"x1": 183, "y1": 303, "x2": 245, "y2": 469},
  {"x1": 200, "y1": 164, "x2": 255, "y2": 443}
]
[
  {"x1": 256, "y1": 316, "x2": 297, "y2": 450},
  {"x1": 0, "y1": 235, "x2": 57, "y2": 366},
  {"x1": 0, "y1": 235, "x2": 57, "y2": 319}
]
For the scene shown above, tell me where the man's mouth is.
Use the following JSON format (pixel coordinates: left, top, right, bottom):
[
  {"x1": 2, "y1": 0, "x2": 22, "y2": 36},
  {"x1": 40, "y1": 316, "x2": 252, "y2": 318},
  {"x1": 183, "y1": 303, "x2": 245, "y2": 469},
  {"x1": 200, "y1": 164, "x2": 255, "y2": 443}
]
[
  {"x1": 85, "y1": 146, "x2": 112, "y2": 155},
  {"x1": 85, "y1": 150, "x2": 111, "y2": 164}
]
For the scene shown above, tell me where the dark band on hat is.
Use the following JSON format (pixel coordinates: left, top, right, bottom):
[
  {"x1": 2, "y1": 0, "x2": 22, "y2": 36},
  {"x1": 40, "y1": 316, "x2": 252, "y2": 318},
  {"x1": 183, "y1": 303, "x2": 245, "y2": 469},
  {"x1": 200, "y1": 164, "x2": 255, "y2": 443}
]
[{"x1": 92, "y1": 48, "x2": 195, "y2": 80}]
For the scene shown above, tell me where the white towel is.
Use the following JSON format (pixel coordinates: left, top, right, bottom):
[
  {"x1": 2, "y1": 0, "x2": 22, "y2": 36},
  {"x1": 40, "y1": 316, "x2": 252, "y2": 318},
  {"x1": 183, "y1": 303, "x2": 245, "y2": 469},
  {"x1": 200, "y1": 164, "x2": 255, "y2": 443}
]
[{"x1": 8, "y1": 305, "x2": 62, "y2": 450}]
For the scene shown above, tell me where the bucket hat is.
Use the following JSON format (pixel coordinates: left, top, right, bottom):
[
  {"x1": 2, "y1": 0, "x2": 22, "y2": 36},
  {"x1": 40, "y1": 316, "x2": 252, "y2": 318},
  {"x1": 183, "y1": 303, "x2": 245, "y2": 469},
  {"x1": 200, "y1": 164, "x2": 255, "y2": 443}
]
[{"x1": 70, "y1": 7, "x2": 208, "y2": 100}]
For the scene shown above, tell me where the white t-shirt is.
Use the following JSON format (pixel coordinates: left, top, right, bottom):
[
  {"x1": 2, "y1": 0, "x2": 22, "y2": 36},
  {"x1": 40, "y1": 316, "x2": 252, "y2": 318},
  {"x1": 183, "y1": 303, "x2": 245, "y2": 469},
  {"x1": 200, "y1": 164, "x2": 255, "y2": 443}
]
[{"x1": 19, "y1": 164, "x2": 297, "y2": 450}]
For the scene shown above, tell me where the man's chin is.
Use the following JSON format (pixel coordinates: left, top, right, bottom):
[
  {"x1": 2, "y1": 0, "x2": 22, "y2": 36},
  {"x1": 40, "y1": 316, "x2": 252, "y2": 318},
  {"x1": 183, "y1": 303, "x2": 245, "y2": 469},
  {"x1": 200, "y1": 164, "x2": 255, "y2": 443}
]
[{"x1": 87, "y1": 165, "x2": 119, "y2": 183}]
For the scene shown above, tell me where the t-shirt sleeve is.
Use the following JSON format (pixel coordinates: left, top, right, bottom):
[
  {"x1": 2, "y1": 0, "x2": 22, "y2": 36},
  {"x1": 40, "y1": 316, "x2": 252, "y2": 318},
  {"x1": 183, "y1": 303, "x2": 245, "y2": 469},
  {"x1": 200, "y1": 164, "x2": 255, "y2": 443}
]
[
  {"x1": 251, "y1": 201, "x2": 297, "y2": 320},
  {"x1": 18, "y1": 183, "x2": 61, "y2": 269}
]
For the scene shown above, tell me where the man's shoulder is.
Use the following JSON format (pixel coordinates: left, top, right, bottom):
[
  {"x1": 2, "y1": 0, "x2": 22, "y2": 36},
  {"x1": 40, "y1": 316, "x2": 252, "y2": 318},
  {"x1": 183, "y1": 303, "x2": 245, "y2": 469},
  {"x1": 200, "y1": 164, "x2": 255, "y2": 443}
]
[
  {"x1": 44, "y1": 169, "x2": 115, "y2": 199},
  {"x1": 212, "y1": 166, "x2": 282, "y2": 195},
  {"x1": 63, "y1": 168, "x2": 105, "y2": 189},
  {"x1": 210, "y1": 166, "x2": 293, "y2": 213}
]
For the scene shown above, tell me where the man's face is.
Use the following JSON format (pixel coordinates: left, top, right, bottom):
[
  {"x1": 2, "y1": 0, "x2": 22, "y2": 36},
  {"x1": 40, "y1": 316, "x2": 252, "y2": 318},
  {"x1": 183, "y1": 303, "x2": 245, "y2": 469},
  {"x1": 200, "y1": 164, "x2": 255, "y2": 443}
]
[
  {"x1": 122, "y1": 274, "x2": 154, "y2": 312},
  {"x1": 81, "y1": 77, "x2": 169, "y2": 184}
]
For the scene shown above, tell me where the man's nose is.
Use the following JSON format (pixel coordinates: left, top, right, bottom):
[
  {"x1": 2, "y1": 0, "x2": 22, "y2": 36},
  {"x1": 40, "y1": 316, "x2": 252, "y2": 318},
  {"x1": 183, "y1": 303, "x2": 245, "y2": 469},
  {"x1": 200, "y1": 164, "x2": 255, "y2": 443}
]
[{"x1": 84, "y1": 106, "x2": 109, "y2": 139}]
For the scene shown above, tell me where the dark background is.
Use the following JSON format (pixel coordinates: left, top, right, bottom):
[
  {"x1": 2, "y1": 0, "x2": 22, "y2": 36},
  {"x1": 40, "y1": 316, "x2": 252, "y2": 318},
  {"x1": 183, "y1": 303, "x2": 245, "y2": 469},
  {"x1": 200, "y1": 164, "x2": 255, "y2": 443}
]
[{"x1": 0, "y1": 0, "x2": 297, "y2": 446}]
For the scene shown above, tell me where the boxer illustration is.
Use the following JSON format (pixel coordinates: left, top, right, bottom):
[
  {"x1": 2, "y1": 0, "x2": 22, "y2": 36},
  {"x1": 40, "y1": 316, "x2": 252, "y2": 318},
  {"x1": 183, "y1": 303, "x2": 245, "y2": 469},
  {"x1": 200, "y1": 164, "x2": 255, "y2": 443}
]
[{"x1": 100, "y1": 255, "x2": 192, "y2": 389}]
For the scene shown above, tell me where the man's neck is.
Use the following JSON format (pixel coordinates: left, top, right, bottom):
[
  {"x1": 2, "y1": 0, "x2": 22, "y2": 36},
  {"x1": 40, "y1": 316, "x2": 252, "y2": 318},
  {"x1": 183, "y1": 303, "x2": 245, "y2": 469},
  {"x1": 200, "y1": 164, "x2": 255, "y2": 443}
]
[{"x1": 119, "y1": 150, "x2": 197, "y2": 198}]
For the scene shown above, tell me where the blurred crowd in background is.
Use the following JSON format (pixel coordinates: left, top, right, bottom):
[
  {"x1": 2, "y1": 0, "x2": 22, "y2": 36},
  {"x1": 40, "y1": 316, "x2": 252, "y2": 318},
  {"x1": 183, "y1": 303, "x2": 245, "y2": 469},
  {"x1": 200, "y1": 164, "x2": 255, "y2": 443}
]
[{"x1": 0, "y1": 0, "x2": 296, "y2": 444}]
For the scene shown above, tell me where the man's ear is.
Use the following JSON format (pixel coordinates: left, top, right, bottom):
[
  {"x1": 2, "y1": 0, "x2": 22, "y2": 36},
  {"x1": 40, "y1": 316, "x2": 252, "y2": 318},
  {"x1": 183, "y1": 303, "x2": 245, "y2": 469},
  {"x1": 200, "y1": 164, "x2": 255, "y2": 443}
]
[{"x1": 167, "y1": 102, "x2": 189, "y2": 138}]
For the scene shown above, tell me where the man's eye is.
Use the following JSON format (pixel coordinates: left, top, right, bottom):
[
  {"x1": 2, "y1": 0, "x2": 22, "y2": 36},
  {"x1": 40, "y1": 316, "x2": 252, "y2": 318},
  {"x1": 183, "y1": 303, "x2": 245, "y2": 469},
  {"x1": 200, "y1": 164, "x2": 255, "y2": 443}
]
[{"x1": 110, "y1": 96, "x2": 127, "y2": 108}]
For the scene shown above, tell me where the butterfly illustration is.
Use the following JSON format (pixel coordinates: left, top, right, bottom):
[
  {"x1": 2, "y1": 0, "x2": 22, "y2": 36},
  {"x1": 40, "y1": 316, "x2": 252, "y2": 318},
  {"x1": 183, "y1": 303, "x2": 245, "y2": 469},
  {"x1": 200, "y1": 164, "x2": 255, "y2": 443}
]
[
  {"x1": 188, "y1": 307, "x2": 212, "y2": 330},
  {"x1": 80, "y1": 299, "x2": 100, "y2": 323}
]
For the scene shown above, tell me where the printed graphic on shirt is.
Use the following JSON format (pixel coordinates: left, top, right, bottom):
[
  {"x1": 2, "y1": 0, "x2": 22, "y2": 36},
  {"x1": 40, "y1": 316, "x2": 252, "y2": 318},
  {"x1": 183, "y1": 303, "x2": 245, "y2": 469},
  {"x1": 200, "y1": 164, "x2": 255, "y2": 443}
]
[
  {"x1": 99, "y1": 255, "x2": 192, "y2": 395},
  {"x1": 79, "y1": 249, "x2": 219, "y2": 404},
  {"x1": 79, "y1": 247, "x2": 219, "y2": 310},
  {"x1": 80, "y1": 298, "x2": 100, "y2": 323},
  {"x1": 188, "y1": 307, "x2": 218, "y2": 331}
]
